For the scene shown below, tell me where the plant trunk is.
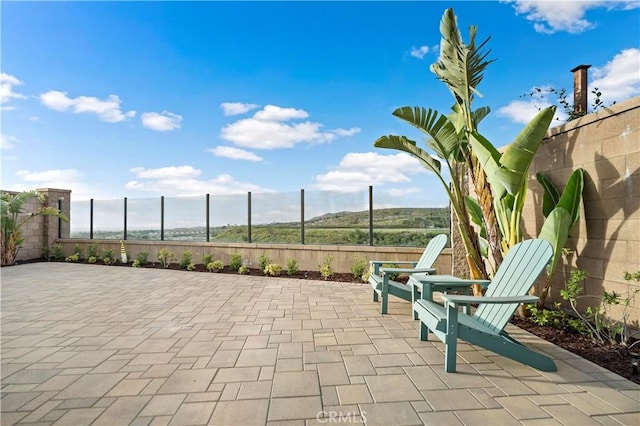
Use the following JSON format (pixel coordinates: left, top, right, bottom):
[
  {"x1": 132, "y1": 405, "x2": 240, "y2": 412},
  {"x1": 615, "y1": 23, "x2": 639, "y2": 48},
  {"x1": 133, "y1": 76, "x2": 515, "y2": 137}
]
[{"x1": 471, "y1": 156, "x2": 504, "y2": 268}]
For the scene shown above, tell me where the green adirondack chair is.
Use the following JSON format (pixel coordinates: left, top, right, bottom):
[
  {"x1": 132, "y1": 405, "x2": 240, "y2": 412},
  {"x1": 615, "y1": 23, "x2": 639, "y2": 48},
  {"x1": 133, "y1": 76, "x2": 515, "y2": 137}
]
[
  {"x1": 413, "y1": 239, "x2": 556, "y2": 373},
  {"x1": 369, "y1": 234, "x2": 447, "y2": 315}
]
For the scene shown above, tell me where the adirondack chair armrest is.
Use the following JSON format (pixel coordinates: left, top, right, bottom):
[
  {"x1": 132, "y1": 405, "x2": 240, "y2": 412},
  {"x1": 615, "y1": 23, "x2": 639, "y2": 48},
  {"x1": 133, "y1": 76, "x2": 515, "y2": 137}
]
[
  {"x1": 369, "y1": 260, "x2": 419, "y2": 266},
  {"x1": 380, "y1": 267, "x2": 435, "y2": 275},
  {"x1": 441, "y1": 294, "x2": 540, "y2": 306}
]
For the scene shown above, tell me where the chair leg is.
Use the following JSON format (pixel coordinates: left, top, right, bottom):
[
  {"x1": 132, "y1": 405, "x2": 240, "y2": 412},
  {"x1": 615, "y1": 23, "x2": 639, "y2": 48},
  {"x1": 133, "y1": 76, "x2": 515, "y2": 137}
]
[
  {"x1": 412, "y1": 284, "x2": 419, "y2": 320},
  {"x1": 444, "y1": 303, "x2": 459, "y2": 373},
  {"x1": 419, "y1": 321, "x2": 429, "y2": 341},
  {"x1": 373, "y1": 290, "x2": 378, "y2": 302},
  {"x1": 381, "y1": 291, "x2": 388, "y2": 314}
]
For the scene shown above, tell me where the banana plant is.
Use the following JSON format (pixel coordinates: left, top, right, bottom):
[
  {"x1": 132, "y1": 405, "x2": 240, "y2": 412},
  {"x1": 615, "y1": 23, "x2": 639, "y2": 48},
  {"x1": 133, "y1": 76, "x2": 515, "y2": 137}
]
[
  {"x1": 1, "y1": 190, "x2": 68, "y2": 266},
  {"x1": 537, "y1": 168, "x2": 585, "y2": 307}
]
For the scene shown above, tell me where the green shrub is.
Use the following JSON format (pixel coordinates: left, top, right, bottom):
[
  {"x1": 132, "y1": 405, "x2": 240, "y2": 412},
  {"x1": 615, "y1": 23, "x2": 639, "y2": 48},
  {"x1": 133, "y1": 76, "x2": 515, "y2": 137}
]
[
  {"x1": 351, "y1": 255, "x2": 368, "y2": 279},
  {"x1": 132, "y1": 259, "x2": 141, "y2": 268},
  {"x1": 157, "y1": 248, "x2": 175, "y2": 268},
  {"x1": 258, "y1": 254, "x2": 271, "y2": 273},
  {"x1": 87, "y1": 256, "x2": 97, "y2": 264},
  {"x1": 52, "y1": 243, "x2": 64, "y2": 261},
  {"x1": 102, "y1": 248, "x2": 115, "y2": 265},
  {"x1": 40, "y1": 246, "x2": 51, "y2": 260},
  {"x1": 286, "y1": 258, "x2": 299, "y2": 276},
  {"x1": 238, "y1": 265, "x2": 249, "y2": 275},
  {"x1": 135, "y1": 251, "x2": 149, "y2": 266},
  {"x1": 229, "y1": 253, "x2": 243, "y2": 271},
  {"x1": 87, "y1": 242, "x2": 99, "y2": 258},
  {"x1": 65, "y1": 253, "x2": 80, "y2": 262},
  {"x1": 202, "y1": 253, "x2": 213, "y2": 266},
  {"x1": 186, "y1": 262, "x2": 196, "y2": 271},
  {"x1": 319, "y1": 255, "x2": 333, "y2": 280},
  {"x1": 207, "y1": 260, "x2": 224, "y2": 272},
  {"x1": 382, "y1": 263, "x2": 400, "y2": 281},
  {"x1": 264, "y1": 263, "x2": 282, "y2": 276},
  {"x1": 73, "y1": 243, "x2": 83, "y2": 259},
  {"x1": 179, "y1": 250, "x2": 193, "y2": 269}
]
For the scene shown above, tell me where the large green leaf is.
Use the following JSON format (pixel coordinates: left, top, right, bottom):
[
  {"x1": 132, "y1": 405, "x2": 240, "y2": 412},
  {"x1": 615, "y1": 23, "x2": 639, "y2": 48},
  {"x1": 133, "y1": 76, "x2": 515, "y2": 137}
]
[
  {"x1": 539, "y1": 207, "x2": 572, "y2": 278},
  {"x1": 535, "y1": 172, "x2": 560, "y2": 218},
  {"x1": 374, "y1": 135, "x2": 442, "y2": 175},
  {"x1": 557, "y1": 168, "x2": 584, "y2": 227},
  {"x1": 464, "y1": 196, "x2": 486, "y2": 238},
  {"x1": 392, "y1": 107, "x2": 460, "y2": 161}
]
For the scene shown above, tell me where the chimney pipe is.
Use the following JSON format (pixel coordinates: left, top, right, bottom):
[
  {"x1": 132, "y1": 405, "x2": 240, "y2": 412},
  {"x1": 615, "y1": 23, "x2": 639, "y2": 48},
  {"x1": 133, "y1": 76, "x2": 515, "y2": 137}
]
[{"x1": 570, "y1": 64, "x2": 591, "y2": 116}]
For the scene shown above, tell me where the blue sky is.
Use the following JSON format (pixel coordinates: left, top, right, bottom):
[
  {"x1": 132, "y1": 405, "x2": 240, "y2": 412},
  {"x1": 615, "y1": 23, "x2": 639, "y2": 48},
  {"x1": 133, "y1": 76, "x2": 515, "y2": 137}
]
[{"x1": 2, "y1": 0, "x2": 639, "y2": 212}]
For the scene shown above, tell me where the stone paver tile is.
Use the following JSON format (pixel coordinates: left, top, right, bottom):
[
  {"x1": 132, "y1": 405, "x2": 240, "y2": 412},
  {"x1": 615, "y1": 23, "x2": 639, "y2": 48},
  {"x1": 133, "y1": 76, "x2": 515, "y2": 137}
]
[
  {"x1": 403, "y1": 366, "x2": 447, "y2": 391},
  {"x1": 3, "y1": 368, "x2": 60, "y2": 384},
  {"x1": 560, "y1": 392, "x2": 622, "y2": 416},
  {"x1": 268, "y1": 396, "x2": 322, "y2": 421},
  {"x1": 304, "y1": 351, "x2": 343, "y2": 364},
  {"x1": 336, "y1": 384, "x2": 373, "y2": 405},
  {"x1": 57, "y1": 398, "x2": 100, "y2": 409},
  {"x1": 213, "y1": 366, "x2": 261, "y2": 383},
  {"x1": 372, "y1": 338, "x2": 413, "y2": 354},
  {"x1": 359, "y1": 402, "x2": 422, "y2": 426},
  {"x1": 276, "y1": 358, "x2": 303, "y2": 372},
  {"x1": 343, "y1": 356, "x2": 376, "y2": 376},
  {"x1": 55, "y1": 372, "x2": 127, "y2": 399},
  {"x1": 101, "y1": 335, "x2": 147, "y2": 350},
  {"x1": 19, "y1": 400, "x2": 61, "y2": 423},
  {"x1": 210, "y1": 399, "x2": 269, "y2": 425},
  {"x1": 93, "y1": 395, "x2": 150, "y2": 425},
  {"x1": 468, "y1": 388, "x2": 502, "y2": 410},
  {"x1": 207, "y1": 350, "x2": 240, "y2": 368},
  {"x1": 58, "y1": 350, "x2": 116, "y2": 368},
  {"x1": 228, "y1": 324, "x2": 263, "y2": 336},
  {"x1": 139, "y1": 394, "x2": 186, "y2": 417},
  {"x1": 168, "y1": 401, "x2": 216, "y2": 426},
  {"x1": 365, "y1": 375, "x2": 423, "y2": 402},
  {"x1": 541, "y1": 404, "x2": 603, "y2": 425},
  {"x1": 272, "y1": 319, "x2": 302, "y2": 331},
  {"x1": 317, "y1": 362, "x2": 350, "y2": 386},
  {"x1": 176, "y1": 341, "x2": 220, "y2": 357},
  {"x1": 433, "y1": 364, "x2": 493, "y2": 388},
  {"x1": 141, "y1": 364, "x2": 179, "y2": 378},
  {"x1": 157, "y1": 369, "x2": 217, "y2": 394},
  {"x1": 236, "y1": 348, "x2": 277, "y2": 367},
  {"x1": 244, "y1": 336, "x2": 270, "y2": 349},
  {"x1": 419, "y1": 411, "x2": 463, "y2": 425},
  {"x1": 0, "y1": 412, "x2": 27, "y2": 426},
  {"x1": 52, "y1": 407, "x2": 105, "y2": 426},
  {"x1": 220, "y1": 382, "x2": 241, "y2": 400},
  {"x1": 106, "y1": 378, "x2": 151, "y2": 396},
  {"x1": 368, "y1": 354, "x2": 414, "y2": 368},
  {"x1": 132, "y1": 339, "x2": 178, "y2": 353},
  {"x1": 238, "y1": 381, "x2": 272, "y2": 399},
  {"x1": 272, "y1": 371, "x2": 320, "y2": 397},
  {"x1": 486, "y1": 375, "x2": 536, "y2": 396},
  {"x1": 422, "y1": 389, "x2": 484, "y2": 411},
  {"x1": 91, "y1": 359, "x2": 130, "y2": 374},
  {"x1": 519, "y1": 419, "x2": 563, "y2": 426},
  {"x1": 277, "y1": 342, "x2": 302, "y2": 359},
  {"x1": 129, "y1": 353, "x2": 175, "y2": 365},
  {"x1": 578, "y1": 382, "x2": 640, "y2": 412},
  {"x1": 334, "y1": 331, "x2": 371, "y2": 345},
  {"x1": 461, "y1": 405, "x2": 530, "y2": 424}
]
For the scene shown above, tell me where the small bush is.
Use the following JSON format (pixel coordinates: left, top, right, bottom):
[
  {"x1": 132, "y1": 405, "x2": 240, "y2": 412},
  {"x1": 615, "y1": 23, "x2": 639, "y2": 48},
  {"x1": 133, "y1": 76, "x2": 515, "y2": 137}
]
[
  {"x1": 135, "y1": 251, "x2": 149, "y2": 266},
  {"x1": 229, "y1": 253, "x2": 243, "y2": 271},
  {"x1": 157, "y1": 248, "x2": 175, "y2": 268},
  {"x1": 65, "y1": 253, "x2": 80, "y2": 262},
  {"x1": 319, "y1": 255, "x2": 333, "y2": 280},
  {"x1": 351, "y1": 255, "x2": 368, "y2": 279},
  {"x1": 40, "y1": 246, "x2": 51, "y2": 260},
  {"x1": 286, "y1": 258, "x2": 299, "y2": 276},
  {"x1": 186, "y1": 262, "x2": 196, "y2": 271},
  {"x1": 87, "y1": 256, "x2": 97, "y2": 264},
  {"x1": 258, "y1": 254, "x2": 271, "y2": 273},
  {"x1": 382, "y1": 263, "x2": 400, "y2": 281},
  {"x1": 52, "y1": 243, "x2": 64, "y2": 261},
  {"x1": 102, "y1": 248, "x2": 115, "y2": 265},
  {"x1": 73, "y1": 243, "x2": 83, "y2": 259},
  {"x1": 132, "y1": 259, "x2": 141, "y2": 268},
  {"x1": 202, "y1": 253, "x2": 213, "y2": 266},
  {"x1": 207, "y1": 260, "x2": 224, "y2": 272},
  {"x1": 264, "y1": 263, "x2": 282, "y2": 276},
  {"x1": 179, "y1": 250, "x2": 193, "y2": 269},
  {"x1": 238, "y1": 265, "x2": 249, "y2": 275},
  {"x1": 87, "y1": 242, "x2": 99, "y2": 258}
]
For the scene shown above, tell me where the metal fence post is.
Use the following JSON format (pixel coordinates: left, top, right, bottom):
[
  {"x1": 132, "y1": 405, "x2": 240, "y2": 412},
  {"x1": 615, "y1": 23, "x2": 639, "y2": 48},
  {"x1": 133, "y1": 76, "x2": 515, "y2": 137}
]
[
  {"x1": 89, "y1": 198, "x2": 94, "y2": 239},
  {"x1": 57, "y1": 198, "x2": 63, "y2": 239},
  {"x1": 369, "y1": 186, "x2": 374, "y2": 246},
  {"x1": 123, "y1": 197, "x2": 128, "y2": 240},
  {"x1": 300, "y1": 189, "x2": 305, "y2": 245},
  {"x1": 247, "y1": 192, "x2": 252, "y2": 243},
  {"x1": 206, "y1": 193, "x2": 210, "y2": 242},
  {"x1": 160, "y1": 196, "x2": 165, "y2": 241}
]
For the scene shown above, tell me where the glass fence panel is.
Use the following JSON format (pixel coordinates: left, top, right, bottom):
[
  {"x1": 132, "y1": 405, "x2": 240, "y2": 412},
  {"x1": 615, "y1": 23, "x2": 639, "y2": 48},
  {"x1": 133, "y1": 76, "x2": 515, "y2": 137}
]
[
  {"x1": 304, "y1": 189, "x2": 369, "y2": 245},
  {"x1": 209, "y1": 193, "x2": 248, "y2": 243},
  {"x1": 251, "y1": 191, "x2": 301, "y2": 244},
  {"x1": 126, "y1": 197, "x2": 161, "y2": 240},
  {"x1": 70, "y1": 200, "x2": 90, "y2": 238},
  {"x1": 92, "y1": 199, "x2": 124, "y2": 239},
  {"x1": 163, "y1": 195, "x2": 207, "y2": 241},
  {"x1": 372, "y1": 188, "x2": 451, "y2": 247}
]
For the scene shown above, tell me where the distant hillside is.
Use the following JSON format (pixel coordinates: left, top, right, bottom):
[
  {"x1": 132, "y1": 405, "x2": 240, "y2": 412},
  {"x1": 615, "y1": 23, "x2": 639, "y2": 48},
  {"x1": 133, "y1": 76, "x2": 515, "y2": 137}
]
[{"x1": 303, "y1": 207, "x2": 449, "y2": 228}]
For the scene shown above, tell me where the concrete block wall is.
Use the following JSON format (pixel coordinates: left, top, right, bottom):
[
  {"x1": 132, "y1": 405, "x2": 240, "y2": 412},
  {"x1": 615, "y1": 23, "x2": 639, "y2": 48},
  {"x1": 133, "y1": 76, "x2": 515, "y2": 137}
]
[{"x1": 524, "y1": 96, "x2": 640, "y2": 325}]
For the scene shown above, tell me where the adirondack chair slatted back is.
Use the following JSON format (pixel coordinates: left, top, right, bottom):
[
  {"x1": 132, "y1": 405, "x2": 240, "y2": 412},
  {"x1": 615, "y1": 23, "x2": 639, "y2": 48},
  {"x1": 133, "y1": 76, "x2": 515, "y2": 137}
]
[
  {"x1": 473, "y1": 239, "x2": 553, "y2": 333},
  {"x1": 415, "y1": 234, "x2": 447, "y2": 269}
]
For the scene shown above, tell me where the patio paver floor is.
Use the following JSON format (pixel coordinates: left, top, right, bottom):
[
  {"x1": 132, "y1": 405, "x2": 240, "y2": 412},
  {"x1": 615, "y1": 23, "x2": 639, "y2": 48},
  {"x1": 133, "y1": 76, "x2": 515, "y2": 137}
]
[{"x1": 1, "y1": 263, "x2": 639, "y2": 425}]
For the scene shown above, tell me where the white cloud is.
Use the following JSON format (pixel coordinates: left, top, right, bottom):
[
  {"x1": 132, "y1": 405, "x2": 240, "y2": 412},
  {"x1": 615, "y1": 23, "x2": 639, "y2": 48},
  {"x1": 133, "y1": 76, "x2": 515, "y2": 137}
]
[
  {"x1": 16, "y1": 169, "x2": 82, "y2": 182},
  {"x1": 129, "y1": 166, "x2": 201, "y2": 179},
  {"x1": 221, "y1": 102, "x2": 260, "y2": 116},
  {"x1": 209, "y1": 146, "x2": 264, "y2": 162},
  {"x1": 1, "y1": 73, "x2": 27, "y2": 109},
  {"x1": 505, "y1": 0, "x2": 639, "y2": 34},
  {"x1": 312, "y1": 152, "x2": 426, "y2": 192},
  {"x1": 11, "y1": 168, "x2": 99, "y2": 200},
  {"x1": 0, "y1": 134, "x2": 18, "y2": 150},
  {"x1": 141, "y1": 111, "x2": 182, "y2": 131},
  {"x1": 384, "y1": 187, "x2": 421, "y2": 197},
  {"x1": 126, "y1": 166, "x2": 271, "y2": 196},
  {"x1": 497, "y1": 97, "x2": 566, "y2": 125},
  {"x1": 590, "y1": 48, "x2": 640, "y2": 105},
  {"x1": 220, "y1": 104, "x2": 358, "y2": 149},
  {"x1": 410, "y1": 46, "x2": 430, "y2": 59},
  {"x1": 39, "y1": 90, "x2": 136, "y2": 122}
]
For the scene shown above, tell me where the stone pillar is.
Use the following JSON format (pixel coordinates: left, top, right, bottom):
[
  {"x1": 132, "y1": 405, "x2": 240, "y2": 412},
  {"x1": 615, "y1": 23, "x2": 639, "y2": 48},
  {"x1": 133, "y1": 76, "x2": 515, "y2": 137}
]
[
  {"x1": 570, "y1": 64, "x2": 591, "y2": 116},
  {"x1": 36, "y1": 188, "x2": 72, "y2": 248}
]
